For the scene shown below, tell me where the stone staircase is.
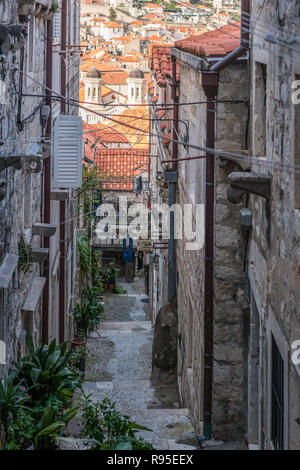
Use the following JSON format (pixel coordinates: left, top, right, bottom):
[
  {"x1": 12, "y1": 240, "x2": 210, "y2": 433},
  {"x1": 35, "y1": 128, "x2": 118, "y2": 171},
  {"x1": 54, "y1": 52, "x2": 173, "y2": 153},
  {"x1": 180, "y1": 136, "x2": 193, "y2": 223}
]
[{"x1": 82, "y1": 296, "x2": 198, "y2": 450}]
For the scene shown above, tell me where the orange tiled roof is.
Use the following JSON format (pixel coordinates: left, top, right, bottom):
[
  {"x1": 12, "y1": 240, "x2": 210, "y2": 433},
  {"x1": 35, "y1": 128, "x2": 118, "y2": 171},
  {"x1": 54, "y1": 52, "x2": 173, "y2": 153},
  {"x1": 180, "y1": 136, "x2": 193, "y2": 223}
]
[
  {"x1": 86, "y1": 122, "x2": 129, "y2": 144},
  {"x1": 105, "y1": 22, "x2": 123, "y2": 28},
  {"x1": 80, "y1": 60, "x2": 122, "y2": 73},
  {"x1": 95, "y1": 149, "x2": 149, "y2": 191},
  {"x1": 102, "y1": 71, "x2": 129, "y2": 85},
  {"x1": 149, "y1": 44, "x2": 179, "y2": 87},
  {"x1": 144, "y1": 3, "x2": 164, "y2": 7},
  {"x1": 174, "y1": 22, "x2": 241, "y2": 58},
  {"x1": 102, "y1": 107, "x2": 149, "y2": 149}
]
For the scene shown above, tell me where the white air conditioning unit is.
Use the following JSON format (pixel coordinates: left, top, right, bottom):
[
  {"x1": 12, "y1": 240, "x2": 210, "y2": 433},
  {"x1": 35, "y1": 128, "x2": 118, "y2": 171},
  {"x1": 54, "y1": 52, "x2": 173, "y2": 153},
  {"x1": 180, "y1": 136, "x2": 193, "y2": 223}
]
[{"x1": 51, "y1": 115, "x2": 83, "y2": 189}]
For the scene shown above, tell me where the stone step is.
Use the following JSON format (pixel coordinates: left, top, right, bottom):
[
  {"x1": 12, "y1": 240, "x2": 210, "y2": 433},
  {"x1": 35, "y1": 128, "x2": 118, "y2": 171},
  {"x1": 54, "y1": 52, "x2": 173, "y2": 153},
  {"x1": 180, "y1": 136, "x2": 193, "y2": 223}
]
[{"x1": 98, "y1": 320, "x2": 152, "y2": 330}]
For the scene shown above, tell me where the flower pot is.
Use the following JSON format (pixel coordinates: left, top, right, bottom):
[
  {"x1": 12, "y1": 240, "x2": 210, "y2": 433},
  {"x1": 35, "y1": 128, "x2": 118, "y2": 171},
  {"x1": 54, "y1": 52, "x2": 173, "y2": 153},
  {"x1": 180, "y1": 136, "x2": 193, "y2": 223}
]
[
  {"x1": 71, "y1": 337, "x2": 85, "y2": 349},
  {"x1": 109, "y1": 284, "x2": 115, "y2": 290},
  {"x1": 104, "y1": 283, "x2": 108, "y2": 289}
]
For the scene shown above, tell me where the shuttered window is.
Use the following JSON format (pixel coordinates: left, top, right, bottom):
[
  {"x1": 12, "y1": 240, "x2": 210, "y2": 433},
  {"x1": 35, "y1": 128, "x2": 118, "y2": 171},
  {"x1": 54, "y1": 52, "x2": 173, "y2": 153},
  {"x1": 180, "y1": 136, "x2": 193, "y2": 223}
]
[{"x1": 51, "y1": 115, "x2": 83, "y2": 189}]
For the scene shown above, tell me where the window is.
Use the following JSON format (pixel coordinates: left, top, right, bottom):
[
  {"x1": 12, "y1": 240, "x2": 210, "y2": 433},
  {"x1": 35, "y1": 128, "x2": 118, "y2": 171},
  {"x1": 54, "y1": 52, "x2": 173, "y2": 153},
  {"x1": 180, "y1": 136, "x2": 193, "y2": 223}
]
[
  {"x1": 136, "y1": 87, "x2": 140, "y2": 98},
  {"x1": 271, "y1": 334, "x2": 284, "y2": 450},
  {"x1": 254, "y1": 62, "x2": 267, "y2": 157},
  {"x1": 93, "y1": 87, "x2": 96, "y2": 99},
  {"x1": 88, "y1": 87, "x2": 91, "y2": 98},
  {"x1": 131, "y1": 87, "x2": 134, "y2": 97},
  {"x1": 295, "y1": 74, "x2": 300, "y2": 209},
  {"x1": 27, "y1": 16, "x2": 35, "y2": 73}
]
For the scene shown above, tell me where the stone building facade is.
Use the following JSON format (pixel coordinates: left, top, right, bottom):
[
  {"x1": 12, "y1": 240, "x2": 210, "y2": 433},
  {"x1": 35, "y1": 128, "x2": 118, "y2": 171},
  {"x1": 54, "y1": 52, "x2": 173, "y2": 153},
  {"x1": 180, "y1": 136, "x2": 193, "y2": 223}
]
[
  {"x1": 0, "y1": 0, "x2": 81, "y2": 376},
  {"x1": 232, "y1": 0, "x2": 300, "y2": 450},
  {"x1": 148, "y1": 0, "x2": 300, "y2": 450},
  {"x1": 172, "y1": 26, "x2": 249, "y2": 440}
]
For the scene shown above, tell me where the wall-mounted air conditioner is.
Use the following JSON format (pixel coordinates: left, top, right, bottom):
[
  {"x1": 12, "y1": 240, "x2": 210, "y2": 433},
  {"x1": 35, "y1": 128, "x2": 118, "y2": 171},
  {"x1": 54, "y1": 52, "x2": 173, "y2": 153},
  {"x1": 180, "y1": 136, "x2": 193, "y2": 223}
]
[{"x1": 51, "y1": 115, "x2": 83, "y2": 189}]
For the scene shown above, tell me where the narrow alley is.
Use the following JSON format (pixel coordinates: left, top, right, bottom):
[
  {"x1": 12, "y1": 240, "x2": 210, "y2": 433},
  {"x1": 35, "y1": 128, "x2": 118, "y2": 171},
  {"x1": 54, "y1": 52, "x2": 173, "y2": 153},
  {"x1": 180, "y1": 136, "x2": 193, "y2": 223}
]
[{"x1": 82, "y1": 273, "x2": 198, "y2": 451}]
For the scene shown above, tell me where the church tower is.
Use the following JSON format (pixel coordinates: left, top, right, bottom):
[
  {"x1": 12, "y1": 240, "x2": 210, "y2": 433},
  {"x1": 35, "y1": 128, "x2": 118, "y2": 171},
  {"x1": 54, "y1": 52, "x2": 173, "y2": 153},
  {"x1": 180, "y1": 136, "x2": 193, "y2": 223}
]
[
  {"x1": 85, "y1": 66, "x2": 103, "y2": 104},
  {"x1": 127, "y1": 69, "x2": 146, "y2": 105}
]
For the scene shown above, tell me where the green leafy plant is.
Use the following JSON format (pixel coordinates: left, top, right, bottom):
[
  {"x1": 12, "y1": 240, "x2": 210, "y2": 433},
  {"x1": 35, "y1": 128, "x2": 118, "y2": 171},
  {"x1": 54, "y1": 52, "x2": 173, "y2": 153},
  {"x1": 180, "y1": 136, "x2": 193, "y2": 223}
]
[
  {"x1": 109, "y1": 7, "x2": 117, "y2": 21},
  {"x1": 0, "y1": 374, "x2": 32, "y2": 446},
  {"x1": 33, "y1": 405, "x2": 79, "y2": 450},
  {"x1": 18, "y1": 237, "x2": 32, "y2": 273},
  {"x1": 78, "y1": 234, "x2": 91, "y2": 275},
  {"x1": 105, "y1": 264, "x2": 120, "y2": 286},
  {"x1": 74, "y1": 286, "x2": 105, "y2": 335},
  {"x1": 14, "y1": 335, "x2": 81, "y2": 414},
  {"x1": 68, "y1": 346, "x2": 85, "y2": 370},
  {"x1": 114, "y1": 286, "x2": 127, "y2": 294},
  {"x1": 51, "y1": 1, "x2": 60, "y2": 13},
  {"x1": 78, "y1": 165, "x2": 102, "y2": 225},
  {"x1": 80, "y1": 395, "x2": 153, "y2": 450}
]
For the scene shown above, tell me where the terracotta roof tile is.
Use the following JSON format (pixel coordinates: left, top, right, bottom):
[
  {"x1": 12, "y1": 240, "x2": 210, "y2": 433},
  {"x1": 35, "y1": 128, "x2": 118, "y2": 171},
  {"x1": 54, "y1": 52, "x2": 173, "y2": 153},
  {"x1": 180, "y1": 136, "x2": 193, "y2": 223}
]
[
  {"x1": 174, "y1": 22, "x2": 241, "y2": 58},
  {"x1": 149, "y1": 45, "x2": 179, "y2": 87},
  {"x1": 95, "y1": 149, "x2": 149, "y2": 191}
]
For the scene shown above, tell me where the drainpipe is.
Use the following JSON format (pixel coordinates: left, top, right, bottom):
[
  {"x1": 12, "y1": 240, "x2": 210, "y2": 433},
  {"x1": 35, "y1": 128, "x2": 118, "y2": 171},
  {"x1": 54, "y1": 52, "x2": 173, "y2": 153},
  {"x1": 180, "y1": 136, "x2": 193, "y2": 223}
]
[
  {"x1": 42, "y1": 19, "x2": 53, "y2": 344},
  {"x1": 59, "y1": 0, "x2": 67, "y2": 344},
  {"x1": 200, "y1": 0, "x2": 250, "y2": 440},
  {"x1": 168, "y1": 55, "x2": 178, "y2": 301},
  {"x1": 201, "y1": 71, "x2": 219, "y2": 440}
]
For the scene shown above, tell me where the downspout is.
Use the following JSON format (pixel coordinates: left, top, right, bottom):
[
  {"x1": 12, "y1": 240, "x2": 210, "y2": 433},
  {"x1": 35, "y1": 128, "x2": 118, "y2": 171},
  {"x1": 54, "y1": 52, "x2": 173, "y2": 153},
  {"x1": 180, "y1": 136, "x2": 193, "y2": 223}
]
[
  {"x1": 200, "y1": 0, "x2": 250, "y2": 440},
  {"x1": 42, "y1": 19, "x2": 53, "y2": 344},
  {"x1": 201, "y1": 71, "x2": 219, "y2": 440},
  {"x1": 59, "y1": 0, "x2": 67, "y2": 344},
  {"x1": 168, "y1": 55, "x2": 178, "y2": 301}
]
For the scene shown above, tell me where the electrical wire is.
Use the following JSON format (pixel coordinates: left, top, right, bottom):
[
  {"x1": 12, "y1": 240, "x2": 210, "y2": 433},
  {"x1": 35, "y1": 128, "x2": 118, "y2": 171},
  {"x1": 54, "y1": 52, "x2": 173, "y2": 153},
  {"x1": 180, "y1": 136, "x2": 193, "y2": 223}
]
[{"x1": 3, "y1": 22, "x2": 300, "y2": 174}]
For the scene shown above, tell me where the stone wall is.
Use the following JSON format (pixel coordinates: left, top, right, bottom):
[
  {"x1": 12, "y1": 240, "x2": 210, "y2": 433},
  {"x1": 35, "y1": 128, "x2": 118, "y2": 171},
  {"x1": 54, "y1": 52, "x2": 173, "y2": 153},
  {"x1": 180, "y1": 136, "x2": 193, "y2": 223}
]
[
  {"x1": 246, "y1": 0, "x2": 300, "y2": 450},
  {"x1": 213, "y1": 62, "x2": 250, "y2": 440},
  {"x1": 0, "y1": 1, "x2": 47, "y2": 373},
  {"x1": 175, "y1": 62, "x2": 206, "y2": 433},
  {"x1": 174, "y1": 54, "x2": 249, "y2": 439}
]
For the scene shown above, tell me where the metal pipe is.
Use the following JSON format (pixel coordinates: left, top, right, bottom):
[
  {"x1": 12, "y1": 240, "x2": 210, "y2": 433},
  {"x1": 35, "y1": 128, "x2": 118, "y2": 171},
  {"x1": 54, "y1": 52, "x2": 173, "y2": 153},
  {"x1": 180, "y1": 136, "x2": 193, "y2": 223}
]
[
  {"x1": 58, "y1": 0, "x2": 67, "y2": 344},
  {"x1": 201, "y1": 71, "x2": 219, "y2": 440},
  {"x1": 42, "y1": 19, "x2": 53, "y2": 344},
  {"x1": 168, "y1": 55, "x2": 178, "y2": 301},
  {"x1": 162, "y1": 155, "x2": 206, "y2": 164}
]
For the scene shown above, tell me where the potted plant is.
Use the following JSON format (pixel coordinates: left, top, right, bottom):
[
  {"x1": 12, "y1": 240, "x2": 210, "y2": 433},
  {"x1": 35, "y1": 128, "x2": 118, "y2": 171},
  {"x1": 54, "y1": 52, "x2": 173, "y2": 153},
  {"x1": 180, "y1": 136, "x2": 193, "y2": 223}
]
[{"x1": 71, "y1": 336, "x2": 86, "y2": 350}]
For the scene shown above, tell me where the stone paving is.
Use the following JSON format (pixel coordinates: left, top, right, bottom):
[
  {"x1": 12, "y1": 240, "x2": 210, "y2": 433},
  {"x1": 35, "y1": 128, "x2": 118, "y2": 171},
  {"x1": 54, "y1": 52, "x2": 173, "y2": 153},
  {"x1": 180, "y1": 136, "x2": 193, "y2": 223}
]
[{"x1": 82, "y1": 273, "x2": 198, "y2": 450}]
